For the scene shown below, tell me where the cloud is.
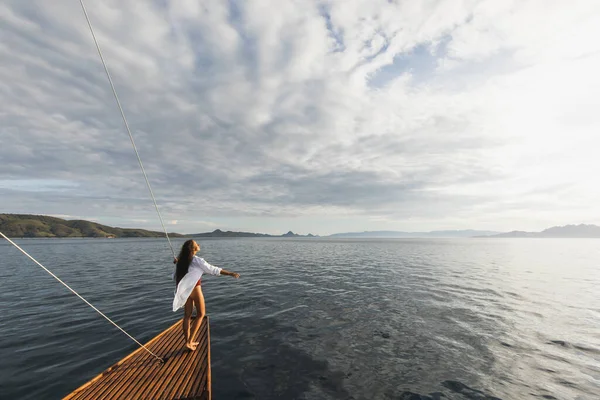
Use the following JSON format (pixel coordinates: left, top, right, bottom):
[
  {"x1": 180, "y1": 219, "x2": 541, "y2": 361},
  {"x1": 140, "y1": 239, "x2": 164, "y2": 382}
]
[{"x1": 1, "y1": 0, "x2": 600, "y2": 234}]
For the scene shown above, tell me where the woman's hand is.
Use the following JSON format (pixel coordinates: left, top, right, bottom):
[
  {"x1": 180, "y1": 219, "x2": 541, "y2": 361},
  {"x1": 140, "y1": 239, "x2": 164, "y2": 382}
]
[
  {"x1": 173, "y1": 257, "x2": 178, "y2": 264},
  {"x1": 220, "y1": 269, "x2": 240, "y2": 278}
]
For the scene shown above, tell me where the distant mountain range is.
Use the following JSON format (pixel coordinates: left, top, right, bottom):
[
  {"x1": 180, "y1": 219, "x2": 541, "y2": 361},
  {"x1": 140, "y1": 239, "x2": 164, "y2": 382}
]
[
  {"x1": 477, "y1": 224, "x2": 600, "y2": 238},
  {"x1": 331, "y1": 225, "x2": 600, "y2": 238},
  {"x1": 328, "y1": 229, "x2": 500, "y2": 238},
  {"x1": 2, "y1": 214, "x2": 599, "y2": 239},
  {"x1": 190, "y1": 229, "x2": 317, "y2": 238}
]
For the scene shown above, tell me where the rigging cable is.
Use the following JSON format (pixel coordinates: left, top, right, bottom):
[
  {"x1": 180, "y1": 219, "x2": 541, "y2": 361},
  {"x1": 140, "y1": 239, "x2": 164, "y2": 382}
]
[
  {"x1": 79, "y1": 0, "x2": 176, "y2": 260},
  {"x1": 0, "y1": 232, "x2": 164, "y2": 363},
  {"x1": 0, "y1": 0, "x2": 184, "y2": 363}
]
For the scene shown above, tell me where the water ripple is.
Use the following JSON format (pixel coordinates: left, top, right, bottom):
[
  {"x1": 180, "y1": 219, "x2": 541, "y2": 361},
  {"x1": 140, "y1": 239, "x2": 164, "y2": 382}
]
[{"x1": 1, "y1": 238, "x2": 599, "y2": 399}]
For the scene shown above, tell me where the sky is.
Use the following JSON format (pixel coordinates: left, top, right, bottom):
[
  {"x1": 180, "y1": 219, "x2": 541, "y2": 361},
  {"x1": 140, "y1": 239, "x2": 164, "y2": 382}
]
[{"x1": 1, "y1": 0, "x2": 600, "y2": 236}]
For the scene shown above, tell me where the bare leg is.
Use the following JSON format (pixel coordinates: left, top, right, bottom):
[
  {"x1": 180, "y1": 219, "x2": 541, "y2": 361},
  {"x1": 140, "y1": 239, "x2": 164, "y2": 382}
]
[
  {"x1": 183, "y1": 297, "x2": 193, "y2": 345},
  {"x1": 186, "y1": 286, "x2": 206, "y2": 350}
]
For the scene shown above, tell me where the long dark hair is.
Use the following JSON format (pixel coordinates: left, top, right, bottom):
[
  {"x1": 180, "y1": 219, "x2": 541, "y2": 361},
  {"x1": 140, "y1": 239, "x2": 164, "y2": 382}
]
[{"x1": 175, "y1": 240, "x2": 196, "y2": 285}]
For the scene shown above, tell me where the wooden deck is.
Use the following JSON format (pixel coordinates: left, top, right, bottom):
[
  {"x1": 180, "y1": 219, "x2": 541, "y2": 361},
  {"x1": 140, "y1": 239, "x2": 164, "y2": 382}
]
[{"x1": 64, "y1": 316, "x2": 211, "y2": 400}]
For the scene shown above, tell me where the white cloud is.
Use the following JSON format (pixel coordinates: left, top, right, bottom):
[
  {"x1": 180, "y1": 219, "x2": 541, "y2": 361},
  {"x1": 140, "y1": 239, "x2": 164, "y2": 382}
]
[{"x1": 1, "y1": 0, "x2": 600, "y2": 234}]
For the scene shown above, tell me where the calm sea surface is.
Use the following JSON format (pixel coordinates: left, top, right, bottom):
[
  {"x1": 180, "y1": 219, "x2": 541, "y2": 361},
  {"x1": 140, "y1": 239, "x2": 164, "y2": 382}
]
[{"x1": 0, "y1": 238, "x2": 599, "y2": 399}]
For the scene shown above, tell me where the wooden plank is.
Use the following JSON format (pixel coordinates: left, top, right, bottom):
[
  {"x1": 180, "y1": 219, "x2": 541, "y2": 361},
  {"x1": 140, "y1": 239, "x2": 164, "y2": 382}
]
[
  {"x1": 184, "y1": 318, "x2": 211, "y2": 399},
  {"x1": 80, "y1": 321, "x2": 179, "y2": 400},
  {"x1": 161, "y1": 322, "x2": 209, "y2": 399},
  {"x1": 149, "y1": 319, "x2": 208, "y2": 400},
  {"x1": 127, "y1": 324, "x2": 190, "y2": 400},
  {"x1": 142, "y1": 324, "x2": 197, "y2": 400},
  {"x1": 180, "y1": 335, "x2": 210, "y2": 397},
  {"x1": 206, "y1": 316, "x2": 212, "y2": 399},
  {"x1": 98, "y1": 325, "x2": 180, "y2": 400},
  {"x1": 63, "y1": 317, "x2": 211, "y2": 400},
  {"x1": 66, "y1": 320, "x2": 179, "y2": 400},
  {"x1": 107, "y1": 325, "x2": 180, "y2": 400},
  {"x1": 179, "y1": 316, "x2": 211, "y2": 400}
]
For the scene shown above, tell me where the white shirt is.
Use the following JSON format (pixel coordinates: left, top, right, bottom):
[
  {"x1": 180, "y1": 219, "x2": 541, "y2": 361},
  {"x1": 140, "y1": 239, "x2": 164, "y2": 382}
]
[{"x1": 172, "y1": 256, "x2": 222, "y2": 311}]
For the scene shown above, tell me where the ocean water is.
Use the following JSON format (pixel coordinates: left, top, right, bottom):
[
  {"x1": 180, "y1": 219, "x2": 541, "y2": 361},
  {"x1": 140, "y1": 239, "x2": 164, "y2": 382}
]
[{"x1": 0, "y1": 237, "x2": 598, "y2": 399}]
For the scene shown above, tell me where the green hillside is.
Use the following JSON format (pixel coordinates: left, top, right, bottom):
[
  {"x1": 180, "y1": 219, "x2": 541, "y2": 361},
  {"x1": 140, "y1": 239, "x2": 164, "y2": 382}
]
[{"x1": 0, "y1": 214, "x2": 186, "y2": 238}]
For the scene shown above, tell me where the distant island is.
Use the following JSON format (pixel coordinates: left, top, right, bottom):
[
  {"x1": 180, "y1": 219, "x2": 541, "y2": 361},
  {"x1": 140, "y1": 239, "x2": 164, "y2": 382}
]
[
  {"x1": 0, "y1": 214, "x2": 187, "y2": 238},
  {"x1": 333, "y1": 225, "x2": 600, "y2": 238},
  {"x1": 328, "y1": 229, "x2": 501, "y2": 238},
  {"x1": 190, "y1": 229, "x2": 316, "y2": 238},
  {"x1": 477, "y1": 224, "x2": 600, "y2": 238}
]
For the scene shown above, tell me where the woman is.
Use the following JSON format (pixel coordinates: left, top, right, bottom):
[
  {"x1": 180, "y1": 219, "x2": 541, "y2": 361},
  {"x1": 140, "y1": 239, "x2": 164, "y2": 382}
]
[{"x1": 173, "y1": 239, "x2": 240, "y2": 351}]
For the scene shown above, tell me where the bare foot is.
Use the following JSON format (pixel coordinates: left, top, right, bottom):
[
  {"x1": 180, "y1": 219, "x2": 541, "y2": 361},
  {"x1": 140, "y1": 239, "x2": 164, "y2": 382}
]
[{"x1": 185, "y1": 342, "x2": 197, "y2": 351}]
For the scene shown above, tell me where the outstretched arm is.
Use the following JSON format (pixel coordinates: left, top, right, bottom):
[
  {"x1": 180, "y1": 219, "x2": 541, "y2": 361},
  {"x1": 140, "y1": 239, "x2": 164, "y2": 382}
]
[
  {"x1": 220, "y1": 269, "x2": 240, "y2": 278},
  {"x1": 198, "y1": 257, "x2": 239, "y2": 278}
]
